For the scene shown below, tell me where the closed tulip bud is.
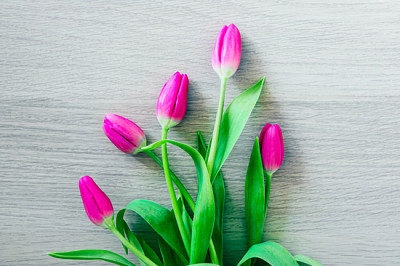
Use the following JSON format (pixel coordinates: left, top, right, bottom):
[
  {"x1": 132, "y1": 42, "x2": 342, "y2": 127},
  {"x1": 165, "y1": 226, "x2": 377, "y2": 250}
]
[
  {"x1": 212, "y1": 24, "x2": 241, "y2": 79},
  {"x1": 103, "y1": 114, "x2": 146, "y2": 154},
  {"x1": 156, "y1": 72, "x2": 189, "y2": 129},
  {"x1": 79, "y1": 176, "x2": 114, "y2": 227},
  {"x1": 259, "y1": 123, "x2": 284, "y2": 174}
]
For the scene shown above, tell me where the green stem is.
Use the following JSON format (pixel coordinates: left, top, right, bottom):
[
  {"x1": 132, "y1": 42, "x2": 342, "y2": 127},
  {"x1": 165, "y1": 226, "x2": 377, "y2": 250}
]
[
  {"x1": 264, "y1": 171, "x2": 273, "y2": 216},
  {"x1": 143, "y1": 149, "x2": 220, "y2": 265},
  {"x1": 209, "y1": 240, "x2": 219, "y2": 265},
  {"x1": 206, "y1": 77, "x2": 228, "y2": 179},
  {"x1": 143, "y1": 149, "x2": 196, "y2": 211},
  {"x1": 161, "y1": 127, "x2": 191, "y2": 257},
  {"x1": 105, "y1": 220, "x2": 157, "y2": 266}
]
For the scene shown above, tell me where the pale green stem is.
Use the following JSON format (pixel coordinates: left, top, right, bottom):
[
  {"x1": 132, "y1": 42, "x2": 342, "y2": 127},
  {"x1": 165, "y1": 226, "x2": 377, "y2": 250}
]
[
  {"x1": 206, "y1": 77, "x2": 228, "y2": 179},
  {"x1": 143, "y1": 149, "x2": 220, "y2": 265},
  {"x1": 264, "y1": 171, "x2": 273, "y2": 216},
  {"x1": 161, "y1": 127, "x2": 191, "y2": 257},
  {"x1": 105, "y1": 219, "x2": 157, "y2": 266},
  {"x1": 143, "y1": 149, "x2": 196, "y2": 211}
]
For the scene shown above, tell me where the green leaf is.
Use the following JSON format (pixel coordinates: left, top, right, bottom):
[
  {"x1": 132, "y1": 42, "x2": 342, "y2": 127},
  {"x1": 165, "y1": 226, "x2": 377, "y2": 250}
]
[
  {"x1": 178, "y1": 195, "x2": 193, "y2": 240},
  {"x1": 237, "y1": 241, "x2": 298, "y2": 266},
  {"x1": 189, "y1": 264, "x2": 220, "y2": 266},
  {"x1": 125, "y1": 199, "x2": 189, "y2": 264},
  {"x1": 294, "y1": 255, "x2": 323, "y2": 266},
  {"x1": 135, "y1": 234, "x2": 163, "y2": 266},
  {"x1": 123, "y1": 221, "x2": 163, "y2": 266},
  {"x1": 48, "y1": 250, "x2": 136, "y2": 266},
  {"x1": 211, "y1": 172, "x2": 225, "y2": 264},
  {"x1": 197, "y1": 130, "x2": 225, "y2": 264},
  {"x1": 142, "y1": 139, "x2": 215, "y2": 264},
  {"x1": 245, "y1": 138, "x2": 266, "y2": 249},
  {"x1": 116, "y1": 209, "x2": 161, "y2": 265},
  {"x1": 210, "y1": 77, "x2": 265, "y2": 181},
  {"x1": 197, "y1": 130, "x2": 207, "y2": 158},
  {"x1": 116, "y1": 209, "x2": 128, "y2": 255},
  {"x1": 159, "y1": 235, "x2": 186, "y2": 266}
]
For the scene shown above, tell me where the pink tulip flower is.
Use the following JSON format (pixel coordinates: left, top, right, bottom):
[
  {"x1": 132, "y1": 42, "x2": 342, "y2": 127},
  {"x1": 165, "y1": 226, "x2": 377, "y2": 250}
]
[
  {"x1": 79, "y1": 176, "x2": 114, "y2": 227},
  {"x1": 259, "y1": 123, "x2": 284, "y2": 174},
  {"x1": 103, "y1": 114, "x2": 146, "y2": 154},
  {"x1": 156, "y1": 72, "x2": 189, "y2": 129},
  {"x1": 212, "y1": 24, "x2": 241, "y2": 79}
]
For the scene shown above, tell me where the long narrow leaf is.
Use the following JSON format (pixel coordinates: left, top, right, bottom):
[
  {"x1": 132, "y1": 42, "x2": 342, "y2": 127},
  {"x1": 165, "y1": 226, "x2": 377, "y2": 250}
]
[
  {"x1": 116, "y1": 209, "x2": 129, "y2": 254},
  {"x1": 294, "y1": 254, "x2": 323, "y2": 266},
  {"x1": 237, "y1": 241, "x2": 298, "y2": 266},
  {"x1": 159, "y1": 235, "x2": 186, "y2": 266},
  {"x1": 142, "y1": 139, "x2": 215, "y2": 264},
  {"x1": 197, "y1": 130, "x2": 207, "y2": 158},
  {"x1": 178, "y1": 195, "x2": 193, "y2": 240},
  {"x1": 198, "y1": 130, "x2": 225, "y2": 264},
  {"x1": 135, "y1": 234, "x2": 163, "y2": 266},
  {"x1": 125, "y1": 200, "x2": 189, "y2": 264},
  {"x1": 48, "y1": 249, "x2": 136, "y2": 266},
  {"x1": 121, "y1": 220, "x2": 163, "y2": 266},
  {"x1": 211, "y1": 172, "x2": 225, "y2": 264},
  {"x1": 245, "y1": 138, "x2": 265, "y2": 249},
  {"x1": 210, "y1": 77, "x2": 265, "y2": 181}
]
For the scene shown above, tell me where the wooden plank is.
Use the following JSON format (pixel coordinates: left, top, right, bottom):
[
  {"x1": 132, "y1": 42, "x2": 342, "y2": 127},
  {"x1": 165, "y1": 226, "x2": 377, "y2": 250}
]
[{"x1": 1, "y1": 0, "x2": 399, "y2": 265}]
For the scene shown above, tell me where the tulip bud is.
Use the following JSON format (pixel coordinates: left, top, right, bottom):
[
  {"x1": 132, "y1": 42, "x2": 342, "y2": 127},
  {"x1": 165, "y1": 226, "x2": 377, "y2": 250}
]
[
  {"x1": 259, "y1": 123, "x2": 284, "y2": 174},
  {"x1": 156, "y1": 72, "x2": 189, "y2": 129},
  {"x1": 212, "y1": 24, "x2": 241, "y2": 79},
  {"x1": 79, "y1": 176, "x2": 114, "y2": 227},
  {"x1": 103, "y1": 114, "x2": 146, "y2": 154}
]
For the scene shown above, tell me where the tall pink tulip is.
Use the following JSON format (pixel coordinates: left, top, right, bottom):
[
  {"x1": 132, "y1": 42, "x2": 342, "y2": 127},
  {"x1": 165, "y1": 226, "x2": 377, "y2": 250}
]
[
  {"x1": 156, "y1": 72, "x2": 189, "y2": 129},
  {"x1": 103, "y1": 114, "x2": 146, "y2": 154},
  {"x1": 79, "y1": 176, "x2": 114, "y2": 227},
  {"x1": 259, "y1": 123, "x2": 284, "y2": 174},
  {"x1": 212, "y1": 24, "x2": 241, "y2": 79}
]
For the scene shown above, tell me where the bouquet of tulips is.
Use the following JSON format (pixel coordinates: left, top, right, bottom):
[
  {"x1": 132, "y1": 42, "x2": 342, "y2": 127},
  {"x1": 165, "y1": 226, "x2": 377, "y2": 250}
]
[{"x1": 49, "y1": 24, "x2": 321, "y2": 266}]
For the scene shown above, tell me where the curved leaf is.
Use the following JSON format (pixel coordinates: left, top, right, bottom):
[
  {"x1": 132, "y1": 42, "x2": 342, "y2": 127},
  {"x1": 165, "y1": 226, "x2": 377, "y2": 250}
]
[
  {"x1": 294, "y1": 254, "x2": 323, "y2": 266},
  {"x1": 237, "y1": 241, "x2": 298, "y2": 266},
  {"x1": 245, "y1": 138, "x2": 265, "y2": 248},
  {"x1": 210, "y1": 77, "x2": 265, "y2": 181},
  {"x1": 116, "y1": 209, "x2": 129, "y2": 254},
  {"x1": 159, "y1": 235, "x2": 186, "y2": 266},
  {"x1": 198, "y1": 130, "x2": 225, "y2": 264},
  {"x1": 125, "y1": 200, "x2": 188, "y2": 264},
  {"x1": 197, "y1": 130, "x2": 207, "y2": 158},
  {"x1": 122, "y1": 220, "x2": 163, "y2": 266},
  {"x1": 142, "y1": 139, "x2": 215, "y2": 264},
  {"x1": 48, "y1": 249, "x2": 136, "y2": 266},
  {"x1": 189, "y1": 264, "x2": 220, "y2": 266},
  {"x1": 211, "y1": 172, "x2": 225, "y2": 264},
  {"x1": 135, "y1": 234, "x2": 163, "y2": 266}
]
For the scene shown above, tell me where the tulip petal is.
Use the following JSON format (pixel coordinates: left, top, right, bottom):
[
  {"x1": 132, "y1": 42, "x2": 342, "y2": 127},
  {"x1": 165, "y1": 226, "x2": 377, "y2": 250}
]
[
  {"x1": 171, "y1": 74, "x2": 188, "y2": 122},
  {"x1": 84, "y1": 176, "x2": 114, "y2": 219},
  {"x1": 79, "y1": 176, "x2": 112, "y2": 225},
  {"x1": 156, "y1": 72, "x2": 182, "y2": 121},
  {"x1": 259, "y1": 123, "x2": 272, "y2": 149},
  {"x1": 220, "y1": 24, "x2": 241, "y2": 77},
  {"x1": 260, "y1": 124, "x2": 284, "y2": 173},
  {"x1": 212, "y1": 25, "x2": 228, "y2": 71},
  {"x1": 103, "y1": 114, "x2": 146, "y2": 154}
]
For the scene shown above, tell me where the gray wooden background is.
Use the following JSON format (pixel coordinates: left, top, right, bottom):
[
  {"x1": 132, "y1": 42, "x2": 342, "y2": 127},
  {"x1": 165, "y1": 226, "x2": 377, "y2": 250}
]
[{"x1": 1, "y1": 1, "x2": 400, "y2": 265}]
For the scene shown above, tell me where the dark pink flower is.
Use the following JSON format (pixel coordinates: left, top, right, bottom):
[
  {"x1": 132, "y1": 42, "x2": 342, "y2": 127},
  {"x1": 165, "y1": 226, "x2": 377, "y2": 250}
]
[
  {"x1": 103, "y1": 114, "x2": 146, "y2": 154},
  {"x1": 79, "y1": 176, "x2": 114, "y2": 227},
  {"x1": 212, "y1": 24, "x2": 241, "y2": 79},
  {"x1": 156, "y1": 72, "x2": 189, "y2": 129},
  {"x1": 259, "y1": 123, "x2": 284, "y2": 174}
]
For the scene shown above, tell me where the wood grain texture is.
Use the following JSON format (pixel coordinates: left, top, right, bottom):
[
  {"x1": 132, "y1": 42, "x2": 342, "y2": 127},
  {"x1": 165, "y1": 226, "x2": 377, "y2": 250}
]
[{"x1": 1, "y1": 1, "x2": 400, "y2": 265}]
